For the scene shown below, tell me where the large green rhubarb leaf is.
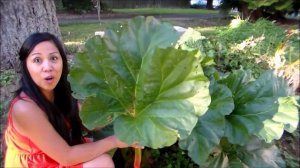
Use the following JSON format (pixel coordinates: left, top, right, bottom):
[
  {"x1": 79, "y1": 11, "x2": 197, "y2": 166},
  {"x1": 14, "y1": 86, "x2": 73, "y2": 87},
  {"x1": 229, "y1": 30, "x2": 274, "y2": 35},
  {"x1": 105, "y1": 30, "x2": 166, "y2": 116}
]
[
  {"x1": 69, "y1": 16, "x2": 211, "y2": 148},
  {"x1": 179, "y1": 82, "x2": 234, "y2": 165},
  {"x1": 113, "y1": 47, "x2": 210, "y2": 148},
  {"x1": 219, "y1": 70, "x2": 289, "y2": 145}
]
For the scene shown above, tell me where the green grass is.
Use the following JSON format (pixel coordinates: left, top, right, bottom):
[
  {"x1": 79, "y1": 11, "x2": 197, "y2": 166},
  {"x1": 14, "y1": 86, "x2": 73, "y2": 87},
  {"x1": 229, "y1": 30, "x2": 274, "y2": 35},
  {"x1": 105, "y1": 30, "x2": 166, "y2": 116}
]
[
  {"x1": 60, "y1": 22, "x2": 221, "y2": 43},
  {"x1": 60, "y1": 21, "x2": 124, "y2": 53},
  {"x1": 59, "y1": 20, "x2": 222, "y2": 53},
  {"x1": 112, "y1": 8, "x2": 218, "y2": 14},
  {"x1": 194, "y1": 26, "x2": 225, "y2": 37},
  {"x1": 60, "y1": 22, "x2": 111, "y2": 42},
  {"x1": 60, "y1": 23, "x2": 102, "y2": 53},
  {"x1": 59, "y1": 7, "x2": 221, "y2": 44}
]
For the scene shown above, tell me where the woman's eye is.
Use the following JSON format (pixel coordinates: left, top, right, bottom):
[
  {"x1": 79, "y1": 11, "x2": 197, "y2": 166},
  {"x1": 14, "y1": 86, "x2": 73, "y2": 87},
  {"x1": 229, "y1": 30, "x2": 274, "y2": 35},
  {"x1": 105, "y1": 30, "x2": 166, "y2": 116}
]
[
  {"x1": 33, "y1": 58, "x2": 41, "y2": 63},
  {"x1": 50, "y1": 56, "x2": 59, "y2": 61}
]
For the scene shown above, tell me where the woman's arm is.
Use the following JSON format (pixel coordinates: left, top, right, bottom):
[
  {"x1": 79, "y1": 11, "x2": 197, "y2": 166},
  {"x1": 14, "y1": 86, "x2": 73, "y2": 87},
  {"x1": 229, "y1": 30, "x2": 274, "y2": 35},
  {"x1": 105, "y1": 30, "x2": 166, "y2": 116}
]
[{"x1": 12, "y1": 99, "x2": 131, "y2": 166}]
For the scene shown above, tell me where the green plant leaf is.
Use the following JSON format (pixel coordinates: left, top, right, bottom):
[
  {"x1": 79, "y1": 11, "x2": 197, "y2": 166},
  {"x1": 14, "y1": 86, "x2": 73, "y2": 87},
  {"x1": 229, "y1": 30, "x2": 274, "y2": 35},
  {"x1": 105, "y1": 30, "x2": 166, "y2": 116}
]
[
  {"x1": 80, "y1": 96, "x2": 123, "y2": 129},
  {"x1": 69, "y1": 16, "x2": 211, "y2": 149},
  {"x1": 68, "y1": 37, "x2": 108, "y2": 99},
  {"x1": 273, "y1": 0, "x2": 294, "y2": 11},
  {"x1": 205, "y1": 152, "x2": 229, "y2": 168},
  {"x1": 256, "y1": 120, "x2": 284, "y2": 143},
  {"x1": 275, "y1": 96, "x2": 299, "y2": 132},
  {"x1": 176, "y1": 28, "x2": 206, "y2": 51},
  {"x1": 257, "y1": 96, "x2": 299, "y2": 142},
  {"x1": 219, "y1": 70, "x2": 289, "y2": 145},
  {"x1": 175, "y1": 28, "x2": 215, "y2": 67},
  {"x1": 218, "y1": 70, "x2": 253, "y2": 97},
  {"x1": 203, "y1": 137, "x2": 285, "y2": 168},
  {"x1": 179, "y1": 83, "x2": 234, "y2": 165},
  {"x1": 113, "y1": 47, "x2": 210, "y2": 148},
  {"x1": 235, "y1": 138, "x2": 286, "y2": 168}
]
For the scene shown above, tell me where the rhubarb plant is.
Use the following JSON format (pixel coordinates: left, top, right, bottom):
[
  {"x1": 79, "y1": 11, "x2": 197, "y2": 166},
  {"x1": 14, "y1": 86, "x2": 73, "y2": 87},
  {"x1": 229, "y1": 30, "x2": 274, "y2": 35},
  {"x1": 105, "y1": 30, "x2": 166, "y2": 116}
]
[
  {"x1": 179, "y1": 70, "x2": 299, "y2": 167},
  {"x1": 69, "y1": 16, "x2": 299, "y2": 167},
  {"x1": 69, "y1": 16, "x2": 211, "y2": 149},
  {"x1": 174, "y1": 27, "x2": 298, "y2": 167}
]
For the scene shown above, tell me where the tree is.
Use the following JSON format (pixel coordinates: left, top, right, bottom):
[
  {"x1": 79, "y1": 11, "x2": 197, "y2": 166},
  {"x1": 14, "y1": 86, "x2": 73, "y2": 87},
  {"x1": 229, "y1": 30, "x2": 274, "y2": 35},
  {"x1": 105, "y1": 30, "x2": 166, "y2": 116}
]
[
  {"x1": 206, "y1": 0, "x2": 213, "y2": 9},
  {"x1": 220, "y1": 0, "x2": 298, "y2": 20},
  {"x1": 0, "y1": 0, "x2": 61, "y2": 70}
]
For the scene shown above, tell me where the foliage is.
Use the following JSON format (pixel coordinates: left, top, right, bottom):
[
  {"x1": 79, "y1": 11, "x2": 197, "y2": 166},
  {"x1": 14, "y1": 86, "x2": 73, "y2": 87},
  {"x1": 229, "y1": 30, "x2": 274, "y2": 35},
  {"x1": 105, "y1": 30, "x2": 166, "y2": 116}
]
[
  {"x1": 178, "y1": 81, "x2": 234, "y2": 164},
  {"x1": 162, "y1": 26, "x2": 298, "y2": 166},
  {"x1": 0, "y1": 69, "x2": 18, "y2": 87},
  {"x1": 176, "y1": 20, "x2": 268, "y2": 77},
  {"x1": 216, "y1": 18, "x2": 295, "y2": 57},
  {"x1": 219, "y1": 0, "x2": 299, "y2": 20},
  {"x1": 112, "y1": 144, "x2": 199, "y2": 168},
  {"x1": 241, "y1": 0, "x2": 294, "y2": 11},
  {"x1": 69, "y1": 16, "x2": 211, "y2": 148},
  {"x1": 61, "y1": 0, "x2": 94, "y2": 13},
  {"x1": 276, "y1": 96, "x2": 300, "y2": 168},
  {"x1": 220, "y1": 0, "x2": 297, "y2": 13},
  {"x1": 68, "y1": 16, "x2": 299, "y2": 167},
  {"x1": 195, "y1": 18, "x2": 300, "y2": 94},
  {"x1": 179, "y1": 70, "x2": 298, "y2": 167},
  {"x1": 204, "y1": 137, "x2": 285, "y2": 168},
  {"x1": 141, "y1": 144, "x2": 198, "y2": 168},
  {"x1": 210, "y1": 18, "x2": 299, "y2": 78}
]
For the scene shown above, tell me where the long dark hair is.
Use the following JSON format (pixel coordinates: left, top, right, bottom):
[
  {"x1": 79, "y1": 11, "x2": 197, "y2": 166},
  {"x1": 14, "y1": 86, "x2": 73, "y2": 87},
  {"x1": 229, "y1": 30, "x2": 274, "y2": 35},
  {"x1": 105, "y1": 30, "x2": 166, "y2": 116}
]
[{"x1": 15, "y1": 32, "x2": 84, "y2": 145}]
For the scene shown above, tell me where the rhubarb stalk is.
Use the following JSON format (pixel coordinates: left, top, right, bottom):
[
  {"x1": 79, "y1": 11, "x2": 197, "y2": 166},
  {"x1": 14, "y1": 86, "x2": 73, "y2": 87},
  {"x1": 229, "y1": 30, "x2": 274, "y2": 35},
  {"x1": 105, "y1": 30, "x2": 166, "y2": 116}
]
[{"x1": 134, "y1": 148, "x2": 142, "y2": 168}]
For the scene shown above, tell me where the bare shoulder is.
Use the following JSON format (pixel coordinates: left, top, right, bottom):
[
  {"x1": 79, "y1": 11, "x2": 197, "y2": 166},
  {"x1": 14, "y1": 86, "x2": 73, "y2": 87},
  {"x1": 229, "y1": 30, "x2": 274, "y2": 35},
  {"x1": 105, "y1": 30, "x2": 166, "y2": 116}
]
[
  {"x1": 11, "y1": 98, "x2": 48, "y2": 132},
  {"x1": 12, "y1": 98, "x2": 44, "y2": 118}
]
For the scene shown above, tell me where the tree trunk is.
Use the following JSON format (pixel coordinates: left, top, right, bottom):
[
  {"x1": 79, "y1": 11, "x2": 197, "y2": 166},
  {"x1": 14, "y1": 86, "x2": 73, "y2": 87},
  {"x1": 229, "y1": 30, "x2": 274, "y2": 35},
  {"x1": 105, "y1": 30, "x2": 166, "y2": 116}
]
[
  {"x1": 0, "y1": 0, "x2": 61, "y2": 70},
  {"x1": 206, "y1": 0, "x2": 213, "y2": 9},
  {"x1": 238, "y1": 3, "x2": 263, "y2": 21}
]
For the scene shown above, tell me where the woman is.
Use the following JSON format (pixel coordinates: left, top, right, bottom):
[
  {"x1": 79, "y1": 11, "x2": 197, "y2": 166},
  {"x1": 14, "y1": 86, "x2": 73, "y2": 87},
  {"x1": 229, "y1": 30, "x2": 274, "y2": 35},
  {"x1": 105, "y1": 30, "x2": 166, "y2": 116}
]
[{"x1": 4, "y1": 32, "x2": 136, "y2": 167}]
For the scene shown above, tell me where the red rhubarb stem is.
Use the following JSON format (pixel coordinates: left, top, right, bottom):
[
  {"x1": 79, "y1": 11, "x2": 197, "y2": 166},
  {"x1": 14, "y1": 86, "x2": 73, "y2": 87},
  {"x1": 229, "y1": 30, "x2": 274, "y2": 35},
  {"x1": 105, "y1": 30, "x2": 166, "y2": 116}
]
[{"x1": 134, "y1": 148, "x2": 142, "y2": 168}]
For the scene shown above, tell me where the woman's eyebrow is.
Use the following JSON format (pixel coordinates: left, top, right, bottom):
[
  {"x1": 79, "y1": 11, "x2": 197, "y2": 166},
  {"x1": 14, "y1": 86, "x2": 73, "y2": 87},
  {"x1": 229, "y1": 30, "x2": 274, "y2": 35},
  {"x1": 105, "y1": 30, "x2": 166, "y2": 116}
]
[
  {"x1": 30, "y1": 51, "x2": 59, "y2": 56},
  {"x1": 49, "y1": 51, "x2": 60, "y2": 55},
  {"x1": 30, "y1": 52, "x2": 41, "y2": 56}
]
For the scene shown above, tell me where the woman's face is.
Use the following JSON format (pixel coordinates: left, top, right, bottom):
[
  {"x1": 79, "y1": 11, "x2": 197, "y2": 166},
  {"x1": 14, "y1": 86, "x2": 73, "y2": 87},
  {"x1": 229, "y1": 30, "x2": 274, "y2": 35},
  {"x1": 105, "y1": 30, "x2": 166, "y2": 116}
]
[{"x1": 26, "y1": 41, "x2": 63, "y2": 99}]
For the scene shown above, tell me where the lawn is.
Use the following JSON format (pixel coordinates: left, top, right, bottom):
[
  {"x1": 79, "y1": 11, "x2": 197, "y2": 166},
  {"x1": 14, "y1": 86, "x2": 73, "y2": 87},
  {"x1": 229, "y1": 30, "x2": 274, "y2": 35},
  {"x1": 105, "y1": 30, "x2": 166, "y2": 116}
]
[
  {"x1": 60, "y1": 22, "x2": 112, "y2": 43},
  {"x1": 59, "y1": 7, "x2": 224, "y2": 43},
  {"x1": 59, "y1": 16, "x2": 228, "y2": 54},
  {"x1": 112, "y1": 7, "x2": 218, "y2": 14}
]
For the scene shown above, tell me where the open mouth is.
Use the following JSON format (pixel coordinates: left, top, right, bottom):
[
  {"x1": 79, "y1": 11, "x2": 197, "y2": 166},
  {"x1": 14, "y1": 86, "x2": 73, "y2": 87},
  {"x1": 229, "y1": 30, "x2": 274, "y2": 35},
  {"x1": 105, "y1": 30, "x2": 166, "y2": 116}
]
[{"x1": 45, "y1": 76, "x2": 54, "y2": 82}]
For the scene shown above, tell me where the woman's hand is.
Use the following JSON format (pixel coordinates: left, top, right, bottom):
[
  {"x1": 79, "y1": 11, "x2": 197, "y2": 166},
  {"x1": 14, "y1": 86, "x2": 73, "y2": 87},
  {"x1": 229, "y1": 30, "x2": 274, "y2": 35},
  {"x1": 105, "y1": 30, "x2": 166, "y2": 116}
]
[{"x1": 109, "y1": 135, "x2": 142, "y2": 149}]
